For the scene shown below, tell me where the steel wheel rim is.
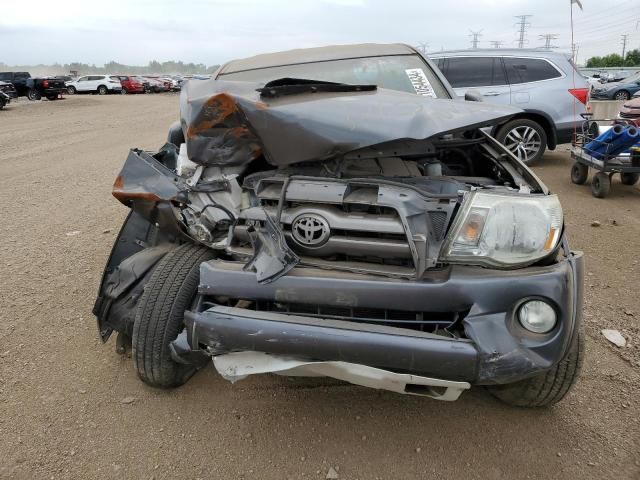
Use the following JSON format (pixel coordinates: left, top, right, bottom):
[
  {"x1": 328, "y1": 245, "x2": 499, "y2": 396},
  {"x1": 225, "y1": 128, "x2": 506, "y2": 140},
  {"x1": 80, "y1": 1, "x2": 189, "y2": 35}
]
[{"x1": 504, "y1": 125, "x2": 542, "y2": 162}]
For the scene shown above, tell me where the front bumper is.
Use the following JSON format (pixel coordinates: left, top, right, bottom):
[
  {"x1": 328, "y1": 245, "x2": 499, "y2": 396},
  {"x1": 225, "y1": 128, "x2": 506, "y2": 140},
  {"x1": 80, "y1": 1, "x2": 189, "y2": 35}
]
[
  {"x1": 180, "y1": 251, "x2": 584, "y2": 386},
  {"x1": 590, "y1": 91, "x2": 614, "y2": 100}
]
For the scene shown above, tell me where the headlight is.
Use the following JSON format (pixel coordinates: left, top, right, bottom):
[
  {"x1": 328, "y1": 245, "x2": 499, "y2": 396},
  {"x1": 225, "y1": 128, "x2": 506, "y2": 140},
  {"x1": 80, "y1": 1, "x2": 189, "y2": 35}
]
[{"x1": 440, "y1": 191, "x2": 563, "y2": 268}]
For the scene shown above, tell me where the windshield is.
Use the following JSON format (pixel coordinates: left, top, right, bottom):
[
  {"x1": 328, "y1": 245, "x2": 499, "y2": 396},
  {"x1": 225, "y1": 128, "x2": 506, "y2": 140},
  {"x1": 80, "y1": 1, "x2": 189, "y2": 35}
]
[{"x1": 219, "y1": 54, "x2": 450, "y2": 98}]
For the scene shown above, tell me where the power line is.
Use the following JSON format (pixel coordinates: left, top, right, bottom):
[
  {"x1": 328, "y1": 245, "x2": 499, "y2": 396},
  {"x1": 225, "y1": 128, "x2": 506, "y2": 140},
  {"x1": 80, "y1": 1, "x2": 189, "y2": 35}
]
[
  {"x1": 515, "y1": 15, "x2": 533, "y2": 48},
  {"x1": 539, "y1": 33, "x2": 559, "y2": 49},
  {"x1": 489, "y1": 40, "x2": 504, "y2": 49},
  {"x1": 469, "y1": 30, "x2": 483, "y2": 49}
]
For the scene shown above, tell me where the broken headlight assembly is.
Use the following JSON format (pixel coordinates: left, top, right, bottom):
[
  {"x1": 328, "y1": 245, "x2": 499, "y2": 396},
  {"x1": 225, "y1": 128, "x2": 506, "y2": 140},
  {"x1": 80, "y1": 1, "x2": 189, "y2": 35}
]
[{"x1": 440, "y1": 191, "x2": 563, "y2": 268}]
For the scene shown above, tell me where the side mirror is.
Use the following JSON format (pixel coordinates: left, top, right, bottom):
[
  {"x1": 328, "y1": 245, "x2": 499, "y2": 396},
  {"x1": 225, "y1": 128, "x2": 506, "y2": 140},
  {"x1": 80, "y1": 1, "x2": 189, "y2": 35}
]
[{"x1": 464, "y1": 90, "x2": 484, "y2": 102}]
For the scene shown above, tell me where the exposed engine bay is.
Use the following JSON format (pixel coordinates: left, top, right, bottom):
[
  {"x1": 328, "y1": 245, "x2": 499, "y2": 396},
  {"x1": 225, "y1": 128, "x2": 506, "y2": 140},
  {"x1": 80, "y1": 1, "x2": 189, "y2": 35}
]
[{"x1": 110, "y1": 77, "x2": 544, "y2": 287}]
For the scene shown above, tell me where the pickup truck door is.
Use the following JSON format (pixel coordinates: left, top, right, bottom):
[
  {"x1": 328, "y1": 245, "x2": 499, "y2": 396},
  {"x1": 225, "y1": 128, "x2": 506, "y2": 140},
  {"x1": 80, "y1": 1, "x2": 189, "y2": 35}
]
[{"x1": 436, "y1": 56, "x2": 511, "y2": 105}]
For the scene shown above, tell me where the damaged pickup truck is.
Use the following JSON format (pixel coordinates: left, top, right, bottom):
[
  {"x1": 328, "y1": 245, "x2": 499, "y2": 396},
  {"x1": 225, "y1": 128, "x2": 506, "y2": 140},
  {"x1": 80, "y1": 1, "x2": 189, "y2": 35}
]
[{"x1": 94, "y1": 44, "x2": 583, "y2": 407}]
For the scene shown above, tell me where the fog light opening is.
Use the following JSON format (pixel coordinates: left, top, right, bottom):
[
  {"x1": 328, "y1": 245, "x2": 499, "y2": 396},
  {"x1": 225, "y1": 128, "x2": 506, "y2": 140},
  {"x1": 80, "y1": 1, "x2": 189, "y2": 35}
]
[{"x1": 518, "y1": 300, "x2": 557, "y2": 334}]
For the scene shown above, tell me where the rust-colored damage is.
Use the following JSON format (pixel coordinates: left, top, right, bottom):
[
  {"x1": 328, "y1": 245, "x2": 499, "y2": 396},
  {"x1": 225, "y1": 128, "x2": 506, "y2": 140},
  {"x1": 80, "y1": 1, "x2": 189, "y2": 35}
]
[
  {"x1": 186, "y1": 93, "x2": 239, "y2": 139},
  {"x1": 112, "y1": 174, "x2": 166, "y2": 203},
  {"x1": 183, "y1": 91, "x2": 264, "y2": 166}
]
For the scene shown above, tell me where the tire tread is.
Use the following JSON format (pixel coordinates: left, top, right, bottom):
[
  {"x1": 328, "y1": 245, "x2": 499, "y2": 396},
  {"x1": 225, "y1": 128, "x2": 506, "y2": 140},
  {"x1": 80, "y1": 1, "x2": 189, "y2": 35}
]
[{"x1": 132, "y1": 243, "x2": 213, "y2": 388}]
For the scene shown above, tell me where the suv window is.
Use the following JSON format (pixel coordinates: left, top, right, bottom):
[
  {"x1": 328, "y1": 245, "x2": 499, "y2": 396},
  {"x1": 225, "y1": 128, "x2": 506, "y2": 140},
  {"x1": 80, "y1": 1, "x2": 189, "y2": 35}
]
[
  {"x1": 88, "y1": 76, "x2": 103, "y2": 81},
  {"x1": 0, "y1": 73, "x2": 11, "y2": 81},
  {"x1": 504, "y1": 58, "x2": 562, "y2": 84},
  {"x1": 220, "y1": 55, "x2": 450, "y2": 98},
  {"x1": 438, "y1": 57, "x2": 507, "y2": 88}
]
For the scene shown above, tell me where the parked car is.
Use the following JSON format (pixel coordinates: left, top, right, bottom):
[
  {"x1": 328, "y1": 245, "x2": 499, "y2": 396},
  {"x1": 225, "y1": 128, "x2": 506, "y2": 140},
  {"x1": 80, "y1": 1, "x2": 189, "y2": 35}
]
[
  {"x1": 66, "y1": 75, "x2": 123, "y2": 95},
  {"x1": 94, "y1": 44, "x2": 583, "y2": 408},
  {"x1": 430, "y1": 49, "x2": 589, "y2": 164},
  {"x1": 160, "y1": 76, "x2": 182, "y2": 91},
  {"x1": 0, "y1": 80, "x2": 18, "y2": 99},
  {"x1": 0, "y1": 71, "x2": 66, "y2": 100},
  {"x1": 590, "y1": 72, "x2": 640, "y2": 101},
  {"x1": 616, "y1": 95, "x2": 640, "y2": 127},
  {"x1": 142, "y1": 77, "x2": 169, "y2": 93},
  {"x1": 116, "y1": 76, "x2": 145, "y2": 94}
]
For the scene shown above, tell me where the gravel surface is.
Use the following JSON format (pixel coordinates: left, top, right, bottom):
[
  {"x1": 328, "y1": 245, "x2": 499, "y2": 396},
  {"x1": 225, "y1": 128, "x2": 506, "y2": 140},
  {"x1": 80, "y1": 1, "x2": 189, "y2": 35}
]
[{"x1": 0, "y1": 95, "x2": 638, "y2": 480}]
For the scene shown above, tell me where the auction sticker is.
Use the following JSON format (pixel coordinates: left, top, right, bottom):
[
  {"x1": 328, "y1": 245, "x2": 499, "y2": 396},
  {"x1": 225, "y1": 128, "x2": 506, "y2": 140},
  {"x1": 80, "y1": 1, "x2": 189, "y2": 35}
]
[{"x1": 405, "y1": 68, "x2": 437, "y2": 97}]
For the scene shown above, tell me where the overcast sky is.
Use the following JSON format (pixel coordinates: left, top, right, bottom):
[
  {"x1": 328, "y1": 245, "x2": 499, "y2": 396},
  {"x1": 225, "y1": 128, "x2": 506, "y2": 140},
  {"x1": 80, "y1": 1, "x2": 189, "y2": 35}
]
[{"x1": 1, "y1": 0, "x2": 638, "y2": 66}]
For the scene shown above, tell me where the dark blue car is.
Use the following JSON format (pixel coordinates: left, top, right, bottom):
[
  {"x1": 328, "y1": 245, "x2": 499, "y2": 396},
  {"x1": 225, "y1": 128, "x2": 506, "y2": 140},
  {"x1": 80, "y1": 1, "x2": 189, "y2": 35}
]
[{"x1": 591, "y1": 72, "x2": 640, "y2": 100}]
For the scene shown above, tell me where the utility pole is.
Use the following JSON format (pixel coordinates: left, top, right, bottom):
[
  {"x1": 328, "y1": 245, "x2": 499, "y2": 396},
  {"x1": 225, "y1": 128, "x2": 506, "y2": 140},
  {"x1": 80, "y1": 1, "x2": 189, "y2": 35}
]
[
  {"x1": 416, "y1": 42, "x2": 429, "y2": 55},
  {"x1": 490, "y1": 40, "x2": 504, "y2": 49},
  {"x1": 514, "y1": 15, "x2": 533, "y2": 48},
  {"x1": 621, "y1": 34, "x2": 629, "y2": 63},
  {"x1": 538, "y1": 34, "x2": 559, "y2": 49},
  {"x1": 571, "y1": 43, "x2": 580, "y2": 64},
  {"x1": 469, "y1": 30, "x2": 483, "y2": 49}
]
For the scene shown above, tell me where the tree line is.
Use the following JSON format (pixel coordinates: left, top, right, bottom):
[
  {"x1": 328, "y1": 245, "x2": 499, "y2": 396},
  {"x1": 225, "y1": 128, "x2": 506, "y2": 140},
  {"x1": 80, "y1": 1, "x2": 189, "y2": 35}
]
[
  {"x1": 0, "y1": 60, "x2": 220, "y2": 76},
  {"x1": 585, "y1": 49, "x2": 640, "y2": 68}
]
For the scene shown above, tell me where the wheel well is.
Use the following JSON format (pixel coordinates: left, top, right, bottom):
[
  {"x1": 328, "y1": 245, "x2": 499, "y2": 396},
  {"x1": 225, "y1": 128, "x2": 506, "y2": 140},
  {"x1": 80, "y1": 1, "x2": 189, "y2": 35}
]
[{"x1": 502, "y1": 113, "x2": 556, "y2": 150}]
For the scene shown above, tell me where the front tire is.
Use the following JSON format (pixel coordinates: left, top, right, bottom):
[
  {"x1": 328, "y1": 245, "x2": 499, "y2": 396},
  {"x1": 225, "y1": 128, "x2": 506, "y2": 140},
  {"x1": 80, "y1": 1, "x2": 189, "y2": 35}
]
[
  {"x1": 571, "y1": 162, "x2": 589, "y2": 185},
  {"x1": 67, "y1": 86, "x2": 76, "y2": 95},
  {"x1": 591, "y1": 172, "x2": 611, "y2": 198},
  {"x1": 488, "y1": 328, "x2": 584, "y2": 407},
  {"x1": 614, "y1": 90, "x2": 630, "y2": 101},
  {"x1": 132, "y1": 243, "x2": 214, "y2": 388},
  {"x1": 496, "y1": 119, "x2": 547, "y2": 165}
]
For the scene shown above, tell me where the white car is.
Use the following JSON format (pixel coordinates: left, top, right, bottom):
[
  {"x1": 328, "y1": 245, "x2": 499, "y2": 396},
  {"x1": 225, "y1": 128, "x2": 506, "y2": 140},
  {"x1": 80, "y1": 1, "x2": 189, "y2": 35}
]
[{"x1": 66, "y1": 75, "x2": 122, "y2": 95}]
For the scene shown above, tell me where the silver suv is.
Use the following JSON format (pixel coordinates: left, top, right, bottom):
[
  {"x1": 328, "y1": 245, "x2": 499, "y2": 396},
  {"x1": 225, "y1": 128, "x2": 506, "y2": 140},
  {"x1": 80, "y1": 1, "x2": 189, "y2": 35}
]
[{"x1": 431, "y1": 49, "x2": 589, "y2": 164}]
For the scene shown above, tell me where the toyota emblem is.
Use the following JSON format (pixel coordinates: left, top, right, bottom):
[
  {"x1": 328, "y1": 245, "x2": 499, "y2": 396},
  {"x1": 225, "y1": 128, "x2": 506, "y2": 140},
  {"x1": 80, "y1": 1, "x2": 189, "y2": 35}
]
[{"x1": 291, "y1": 214, "x2": 330, "y2": 247}]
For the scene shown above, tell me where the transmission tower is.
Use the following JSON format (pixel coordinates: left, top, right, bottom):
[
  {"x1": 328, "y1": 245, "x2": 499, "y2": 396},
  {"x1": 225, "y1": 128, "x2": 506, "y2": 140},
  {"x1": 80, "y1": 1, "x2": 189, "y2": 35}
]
[
  {"x1": 621, "y1": 34, "x2": 629, "y2": 62},
  {"x1": 539, "y1": 34, "x2": 559, "y2": 49},
  {"x1": 490, "y1": 40, "x2": 504, "y2": 49},
  {"x1": 514, "y1": 15, "x2": 533, "y2": 48},
  {"x1": 416, "y1": 42, "x2": 430, "y2": 55},
  {"x1": 469, "y1": 30, "x2": 483, "y2": 49}
]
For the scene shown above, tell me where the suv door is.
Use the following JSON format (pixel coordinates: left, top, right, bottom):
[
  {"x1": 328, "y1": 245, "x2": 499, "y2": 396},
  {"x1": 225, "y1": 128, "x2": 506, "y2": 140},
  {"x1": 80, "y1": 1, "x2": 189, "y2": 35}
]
[
  {"x1": 503, "y1": 56, "x2": 563, "y2": 106},
  {"x1": 76, "y1": 76, "x2": 90, "y2": 92},
  {"x1": 88, "y1": 76, "x2": 103, "y2": 91},
  {"x1": 436, "y1": 56, "x2": 510, "y2": 104}
]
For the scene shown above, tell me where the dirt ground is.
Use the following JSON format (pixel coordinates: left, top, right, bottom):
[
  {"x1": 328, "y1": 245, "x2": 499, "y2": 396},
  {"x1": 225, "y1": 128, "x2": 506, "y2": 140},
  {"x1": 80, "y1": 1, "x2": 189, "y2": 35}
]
[{"x1": 0, "y1": 95, "x2": 638, "y2": 480}]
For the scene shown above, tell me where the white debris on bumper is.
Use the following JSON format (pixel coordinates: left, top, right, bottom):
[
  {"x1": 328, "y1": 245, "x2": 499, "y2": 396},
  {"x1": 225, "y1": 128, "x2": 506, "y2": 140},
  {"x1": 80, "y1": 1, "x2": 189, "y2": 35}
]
[{"x1": 213, "y1": 351, "x2": 471, "y2": 401}]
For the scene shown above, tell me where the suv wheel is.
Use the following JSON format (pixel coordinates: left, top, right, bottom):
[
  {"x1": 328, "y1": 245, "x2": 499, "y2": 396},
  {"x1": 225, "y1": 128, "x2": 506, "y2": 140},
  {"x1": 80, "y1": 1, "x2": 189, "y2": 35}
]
[
  {"x1": 496, "y1": 119, "x2": 547, "y2": 165},
  {"x1": 614, "y1": 90, "x2": 630, "y2": 101},
  {"x1": 132, "y1": 243, "x2": 214, "y2": 388},
  {"x1": 27, "y1": 89, "x2": 41, "y2": 101},
  {"x1": 97, "y1": 85, "x2": 108, "y2": 95},
  {"x1": 67, "y1": 86, "x2": 76, "y2": 95},
  {"x1": 488, "y1": 328, "x2": 584, "y2": 407}
]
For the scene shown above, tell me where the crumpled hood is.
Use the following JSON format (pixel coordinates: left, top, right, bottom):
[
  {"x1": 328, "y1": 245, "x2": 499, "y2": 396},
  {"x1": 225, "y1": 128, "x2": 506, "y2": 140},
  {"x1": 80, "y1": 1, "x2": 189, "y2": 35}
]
[{"x1": 180, "y1": 78, "x2": 521, "y2": 166}]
